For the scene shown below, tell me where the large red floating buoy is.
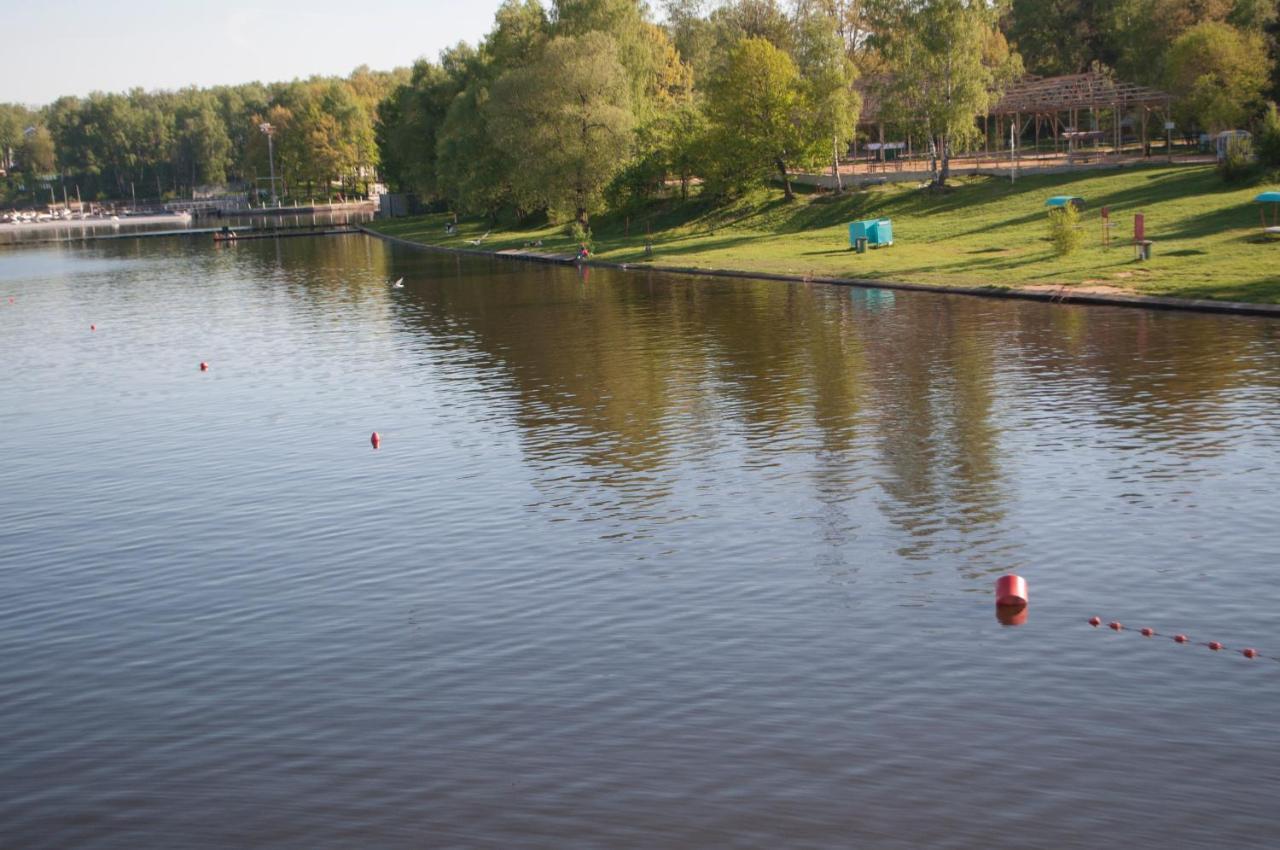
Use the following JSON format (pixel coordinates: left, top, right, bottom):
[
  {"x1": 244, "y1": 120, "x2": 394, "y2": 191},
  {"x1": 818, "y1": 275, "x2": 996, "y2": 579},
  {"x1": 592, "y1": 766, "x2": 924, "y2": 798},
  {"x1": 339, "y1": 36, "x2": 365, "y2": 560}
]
[
  {"x1": 1089, "y1": 616, "x2": 1102, "y2": 627},
  {"x1": 995, "y1": 575, "x2": 1028, "y2": 608},
  {"x1": 1242, "y1": 648, "x2": 1259, "y2": 659},
  {"x1": 1208, "y1": 641, "x2": 1224, "y2": 651},
  {"x1": 370, "y1": 431, "x2": 381, "y2": 449},
  {"x1": 1174, "y1": 634, "x2": 1189, "y2": 644}
]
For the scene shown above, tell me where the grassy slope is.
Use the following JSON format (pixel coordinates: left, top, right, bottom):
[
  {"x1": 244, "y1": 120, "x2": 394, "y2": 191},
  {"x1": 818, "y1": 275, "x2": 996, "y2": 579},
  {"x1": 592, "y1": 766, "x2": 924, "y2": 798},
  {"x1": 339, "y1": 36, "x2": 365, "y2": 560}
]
[{"x1": 369, "y1": 164, "x2": 1280, "y2": 304}]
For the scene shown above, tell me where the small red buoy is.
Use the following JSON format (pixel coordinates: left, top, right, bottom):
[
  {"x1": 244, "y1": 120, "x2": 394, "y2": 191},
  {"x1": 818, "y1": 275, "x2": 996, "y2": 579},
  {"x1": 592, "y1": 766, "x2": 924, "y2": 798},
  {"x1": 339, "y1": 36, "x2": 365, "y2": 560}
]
[
  {"x1": 199, "y1": 361, "x2": 209, "y2": 372},
  {"x1": 1174, "y1": 634, "x2": 1189, "y2": 644},
  {"x1": 370, "y1": 431, "x2": 381, "y2": 449},
  {"x1": 1242, "y1": 648, "x2": 1259, "y2": 659},
  {"x1": 1140, "y1": 627, "x2": 1155, "y2": 637},
  {"x1": 1089, "y1": 616, "x2": 1102, "y2": 627},
  {"x1": 90, "y1": 324, "x2": 96, "y2": 331},
  {"x1": 1109, "y1": 621, "x2": 1123, "y2": 631},
  {"x1": 1208, "y1": 641, "x2": 1224, "y2": 651},
  {"x1": 995, "y1": 575, "x2": 1028, "y2": 608}
]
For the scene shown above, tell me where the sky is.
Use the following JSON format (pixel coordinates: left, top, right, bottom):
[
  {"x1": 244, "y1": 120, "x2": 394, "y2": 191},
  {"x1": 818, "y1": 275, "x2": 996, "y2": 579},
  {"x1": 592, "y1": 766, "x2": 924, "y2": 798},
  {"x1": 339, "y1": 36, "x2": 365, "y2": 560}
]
[{"x1": 2, "y1": 0, "x2": 507, "y2": 105}]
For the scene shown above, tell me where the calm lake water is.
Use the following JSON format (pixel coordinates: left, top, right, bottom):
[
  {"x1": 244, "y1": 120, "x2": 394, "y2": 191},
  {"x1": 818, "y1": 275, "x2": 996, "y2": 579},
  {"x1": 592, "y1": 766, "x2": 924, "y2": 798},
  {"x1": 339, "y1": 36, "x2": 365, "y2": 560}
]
[{"x1": 2, "y1": 233, "x2": 1279, "y2": 849}]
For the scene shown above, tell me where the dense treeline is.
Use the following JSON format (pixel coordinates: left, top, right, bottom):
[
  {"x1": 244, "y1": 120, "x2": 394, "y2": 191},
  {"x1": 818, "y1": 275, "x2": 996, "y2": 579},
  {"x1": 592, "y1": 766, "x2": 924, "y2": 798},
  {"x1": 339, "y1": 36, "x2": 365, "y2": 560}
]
[
  {"x1": 377, "y1": 0, "x2": 1278, "y2": 223},
  {"x1": 0, "y1": 66, "x2": 404, "y2": 204},
  {"x1": 4, "y1": 0, "x2": 1279, "y2": 211}
]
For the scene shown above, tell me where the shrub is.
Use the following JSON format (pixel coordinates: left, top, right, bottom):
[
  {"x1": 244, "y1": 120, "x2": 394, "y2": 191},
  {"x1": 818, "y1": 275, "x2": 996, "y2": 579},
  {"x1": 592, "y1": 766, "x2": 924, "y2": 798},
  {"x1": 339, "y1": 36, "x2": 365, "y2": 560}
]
[
  {"x1": 1256, "y1": 104, "x2": 1280, "y2": 167},
  {"x1": 1047, "y1": 204, "x2": 1083, "y2": 257},
  {"x1": 1218, "y1": 134, "x2": 1255, "y2": 181},
  {"x1": 565, "y1": 220, "x2": 593, "y2": 252}
]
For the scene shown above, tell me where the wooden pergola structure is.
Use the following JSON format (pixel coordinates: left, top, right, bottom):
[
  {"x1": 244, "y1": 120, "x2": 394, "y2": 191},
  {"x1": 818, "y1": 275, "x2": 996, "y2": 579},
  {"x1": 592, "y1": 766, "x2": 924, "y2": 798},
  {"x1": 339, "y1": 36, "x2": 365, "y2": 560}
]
[
  {"x1": 854, "y1": 72, "x2": 1174, "y2": 166},
  {"x1": 985, "y1": 72, "x2": 1173, "y2": 159}
]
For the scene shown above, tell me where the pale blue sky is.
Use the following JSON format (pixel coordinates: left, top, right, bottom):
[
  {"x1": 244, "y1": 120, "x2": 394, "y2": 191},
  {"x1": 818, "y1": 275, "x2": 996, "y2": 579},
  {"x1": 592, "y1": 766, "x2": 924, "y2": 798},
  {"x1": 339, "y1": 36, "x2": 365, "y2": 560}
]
[{"x1": 3, "y1": 0, "x2": 507, "y2": 105}]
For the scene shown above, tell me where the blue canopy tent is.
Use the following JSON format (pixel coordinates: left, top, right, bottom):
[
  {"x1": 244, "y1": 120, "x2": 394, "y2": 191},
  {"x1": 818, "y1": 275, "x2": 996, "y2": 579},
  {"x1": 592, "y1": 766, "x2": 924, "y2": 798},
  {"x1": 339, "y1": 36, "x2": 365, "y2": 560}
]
[
  {"x1": 1255, "y1": 191, "x2": 1280, "y2": 233},
  {"x1": 1045, "y1": 195, "x2": 1085, "y2": 211}
]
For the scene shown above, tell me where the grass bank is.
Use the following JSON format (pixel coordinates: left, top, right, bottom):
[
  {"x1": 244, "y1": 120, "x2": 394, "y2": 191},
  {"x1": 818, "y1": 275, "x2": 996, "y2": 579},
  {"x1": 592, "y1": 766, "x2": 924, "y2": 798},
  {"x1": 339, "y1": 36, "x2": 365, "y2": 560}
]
[{"x1": 368, "y1": 164, "x2": 1280, "y2": 305}]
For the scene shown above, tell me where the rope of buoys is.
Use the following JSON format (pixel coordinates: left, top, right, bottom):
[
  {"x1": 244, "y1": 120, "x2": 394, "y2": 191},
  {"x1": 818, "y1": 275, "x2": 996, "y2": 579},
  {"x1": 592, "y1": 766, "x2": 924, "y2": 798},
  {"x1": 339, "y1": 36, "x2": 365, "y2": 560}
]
[
  {"x1": 1087, "y1": 617, "x2": 1268, "y2": 661},
  {"x1": 995, "y1": 576, "x2": 1268, "y2": 663}
]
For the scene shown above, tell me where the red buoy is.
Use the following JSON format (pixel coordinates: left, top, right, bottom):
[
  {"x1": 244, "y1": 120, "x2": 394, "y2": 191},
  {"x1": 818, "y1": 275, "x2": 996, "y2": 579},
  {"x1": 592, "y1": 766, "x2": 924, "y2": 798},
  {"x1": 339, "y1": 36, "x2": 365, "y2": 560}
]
[
  {"x1": 1208, "y1": 641, "x2": 1224, "y2": 651},
  {"x1": 995, "y1": 575, "x2": 1028, "y2": 608},
  {"x1": 1109, "y1": 621, "x2": 1123, "y2": 631},
  {"x1": 1140, "y1": 627, "x2": 1155, "y2": 637},
  {"x1": 1242, "y1": 648, "x2": 1259, "y2": 659},
  {"x1": 1089, "y1": 616, "x2": 1102, "y2": 627},
  {"x1": 370, "y1": 431, "x2": 381, "y2": 449},
  {"x1": 1174, "y1": 634, "x2": 1189, "y2": 644},
  {"x1": 199, "y1": 361, "x2": 209, "y2": 372},
  {"x1": 90, "y1": 324, "x2": 96, "y2": 331}
]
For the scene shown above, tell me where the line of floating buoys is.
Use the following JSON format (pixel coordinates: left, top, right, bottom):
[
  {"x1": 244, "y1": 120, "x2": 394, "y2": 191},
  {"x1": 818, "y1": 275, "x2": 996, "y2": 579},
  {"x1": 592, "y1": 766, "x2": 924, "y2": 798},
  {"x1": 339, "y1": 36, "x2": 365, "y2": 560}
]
[
  {"x1": 1089, "y1": 617, "x2": 1263, "y2": 660},
  {"x1": 370, "y1": 431, "x2": 381, "y2": 449}
]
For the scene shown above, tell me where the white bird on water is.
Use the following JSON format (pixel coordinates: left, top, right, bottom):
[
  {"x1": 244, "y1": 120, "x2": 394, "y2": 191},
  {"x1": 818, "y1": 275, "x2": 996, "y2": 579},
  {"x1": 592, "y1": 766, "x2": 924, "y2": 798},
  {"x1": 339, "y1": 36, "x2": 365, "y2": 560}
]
[{"x1": 392, "y1": 277, "x2": 404, "y2": 288}]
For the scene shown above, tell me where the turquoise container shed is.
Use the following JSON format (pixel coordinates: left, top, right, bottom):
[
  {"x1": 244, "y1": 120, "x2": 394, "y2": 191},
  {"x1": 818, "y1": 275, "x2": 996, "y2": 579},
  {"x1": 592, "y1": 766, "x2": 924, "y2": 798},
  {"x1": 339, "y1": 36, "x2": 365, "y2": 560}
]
[{"x1": 849, "y1": 218, "x2": 894, "y2": 248}]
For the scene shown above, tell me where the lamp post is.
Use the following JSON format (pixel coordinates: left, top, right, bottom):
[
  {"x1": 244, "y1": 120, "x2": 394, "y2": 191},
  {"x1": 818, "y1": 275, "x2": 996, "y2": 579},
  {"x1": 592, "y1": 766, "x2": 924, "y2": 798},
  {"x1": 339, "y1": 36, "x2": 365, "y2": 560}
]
[{"x1": 259, "y1": 122, "x2": 278, "y2": 207}]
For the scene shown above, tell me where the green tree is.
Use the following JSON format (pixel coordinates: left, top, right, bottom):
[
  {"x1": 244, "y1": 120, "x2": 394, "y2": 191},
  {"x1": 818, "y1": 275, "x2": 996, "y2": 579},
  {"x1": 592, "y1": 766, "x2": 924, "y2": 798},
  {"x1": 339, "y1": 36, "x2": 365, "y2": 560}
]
[
  {"x1": 487, "y1": 32, "x2": 634, "y2": 222},
  {"x1": 876, "y1": 0, "x2": 1019, "y2": 187},
  {"x1": 706, "y1": 36, "x2": 822, "y2": 200},
  {"x1": 793, "y1": 6, "x2": 861, "y2": 191},
  {"x1": 1007, "y1": 0, "x2": 1110, "y2": 75},
  {"x1": 436, "y1": 81, "x2": 513, "y2": 216},
  {"x1": 20, "y1": 125, "x2": 56, "y2": 175},
  {"x1": 0, "y1": 104, "x2": 34, "y2": 173},
  {"x1": 1165, "y1": 21, "x2": 1269, "y2": 131}
]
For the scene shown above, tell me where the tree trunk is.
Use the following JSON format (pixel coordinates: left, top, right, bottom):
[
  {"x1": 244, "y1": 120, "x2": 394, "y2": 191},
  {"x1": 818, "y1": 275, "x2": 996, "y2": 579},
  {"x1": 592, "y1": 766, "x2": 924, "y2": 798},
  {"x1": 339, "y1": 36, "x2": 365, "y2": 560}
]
[
  {"x1": 935, "y1": 135, "x2": 951, "y2": 188},
  {"x1": 776, "y1": 157, "x2": 794, "y2": 201},
  {"x1": 832, "y1": 135, "x2": 844, "y2": 194}
]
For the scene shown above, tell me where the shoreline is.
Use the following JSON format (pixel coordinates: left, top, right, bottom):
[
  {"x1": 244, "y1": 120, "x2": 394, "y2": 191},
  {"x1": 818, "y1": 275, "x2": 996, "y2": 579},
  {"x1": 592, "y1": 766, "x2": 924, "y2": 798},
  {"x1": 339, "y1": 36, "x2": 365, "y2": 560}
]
[{"x1": 358, "y1": 225, "x2": 1280, "y2": 320}]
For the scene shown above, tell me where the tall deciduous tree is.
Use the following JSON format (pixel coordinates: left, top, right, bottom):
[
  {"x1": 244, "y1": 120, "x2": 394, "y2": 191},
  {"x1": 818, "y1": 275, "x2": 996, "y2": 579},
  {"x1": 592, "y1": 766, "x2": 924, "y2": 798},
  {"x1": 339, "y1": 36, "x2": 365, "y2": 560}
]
[
  {"x1": 876, "y1": 0, "x2": 1019, "y2": 187},
  {"x1": 487, "y1": 32, "x2": 634, "y2": 223},
  {"x1": 706, "y1": 36, "x2": 822, "y2": 199},
  {"x1": 793, "y1": 6, "x2": 861, "y2": 191},
  {"x1": 1165, "y1": 21, "x2": 1269, "y2": 131}
]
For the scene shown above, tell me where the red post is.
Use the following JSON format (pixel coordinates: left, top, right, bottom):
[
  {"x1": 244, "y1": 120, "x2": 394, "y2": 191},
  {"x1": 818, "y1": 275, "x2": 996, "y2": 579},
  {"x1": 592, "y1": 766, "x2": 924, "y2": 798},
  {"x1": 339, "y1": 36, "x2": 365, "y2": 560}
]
[{"x1": 1134, "y1": 213, "x2": 1145, "y2": 243}]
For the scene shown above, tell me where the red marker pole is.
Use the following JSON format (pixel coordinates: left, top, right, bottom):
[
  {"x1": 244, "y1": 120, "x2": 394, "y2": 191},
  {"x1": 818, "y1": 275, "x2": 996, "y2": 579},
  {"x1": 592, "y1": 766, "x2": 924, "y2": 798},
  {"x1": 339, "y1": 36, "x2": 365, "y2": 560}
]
[{"x1": 370, "y1": 431, "x2": 381, "y2": 450}]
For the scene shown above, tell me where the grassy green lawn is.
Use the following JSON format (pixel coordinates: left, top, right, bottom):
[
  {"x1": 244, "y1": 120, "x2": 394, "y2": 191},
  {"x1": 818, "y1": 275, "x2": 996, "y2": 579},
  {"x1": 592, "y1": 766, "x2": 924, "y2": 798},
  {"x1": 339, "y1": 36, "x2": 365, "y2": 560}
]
[{"x1": 369, "y1": 163, "x2": 1280, "y2": 304}]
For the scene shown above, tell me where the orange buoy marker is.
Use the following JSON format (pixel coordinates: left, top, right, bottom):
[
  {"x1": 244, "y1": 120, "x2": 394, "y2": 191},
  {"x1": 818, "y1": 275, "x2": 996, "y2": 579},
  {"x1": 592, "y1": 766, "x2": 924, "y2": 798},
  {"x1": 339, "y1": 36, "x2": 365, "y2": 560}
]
[
  {"x1": 1242, "y1": 648, "x2": 1259, "y2": 659},
  {"x1": 370, "y1": 431, "x2": 381, "y2": 449},
  {"x1": 1089, "y1": 616, "x2": 1102, "y2": 627},
  {"x1": 1109, "y1": 621, "x2": 1123, "y2": 631},
  {"x1": 199, "y1": 361, "x2": 209, "y2": 372},
  {"x1": 1174, "y1": 634, "x2": 1189, "y2": 644},
  {"x1": 1208, "y1": 641, "x2": 1224, "y2": 651},
  {"x1": 995, "y1": 574, "x2": 1028, "y2": 608},
  {"x1": 1140, "y1": 627, "x2": 1155, "y2": 637}
]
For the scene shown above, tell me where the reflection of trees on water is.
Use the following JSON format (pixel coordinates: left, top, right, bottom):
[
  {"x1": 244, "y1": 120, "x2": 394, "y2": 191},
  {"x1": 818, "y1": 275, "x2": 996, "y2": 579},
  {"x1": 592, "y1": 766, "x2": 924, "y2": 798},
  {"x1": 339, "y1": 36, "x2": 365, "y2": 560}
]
[{"x1": 309, "y1": 241, "x2": 1279, "y2": 565}]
